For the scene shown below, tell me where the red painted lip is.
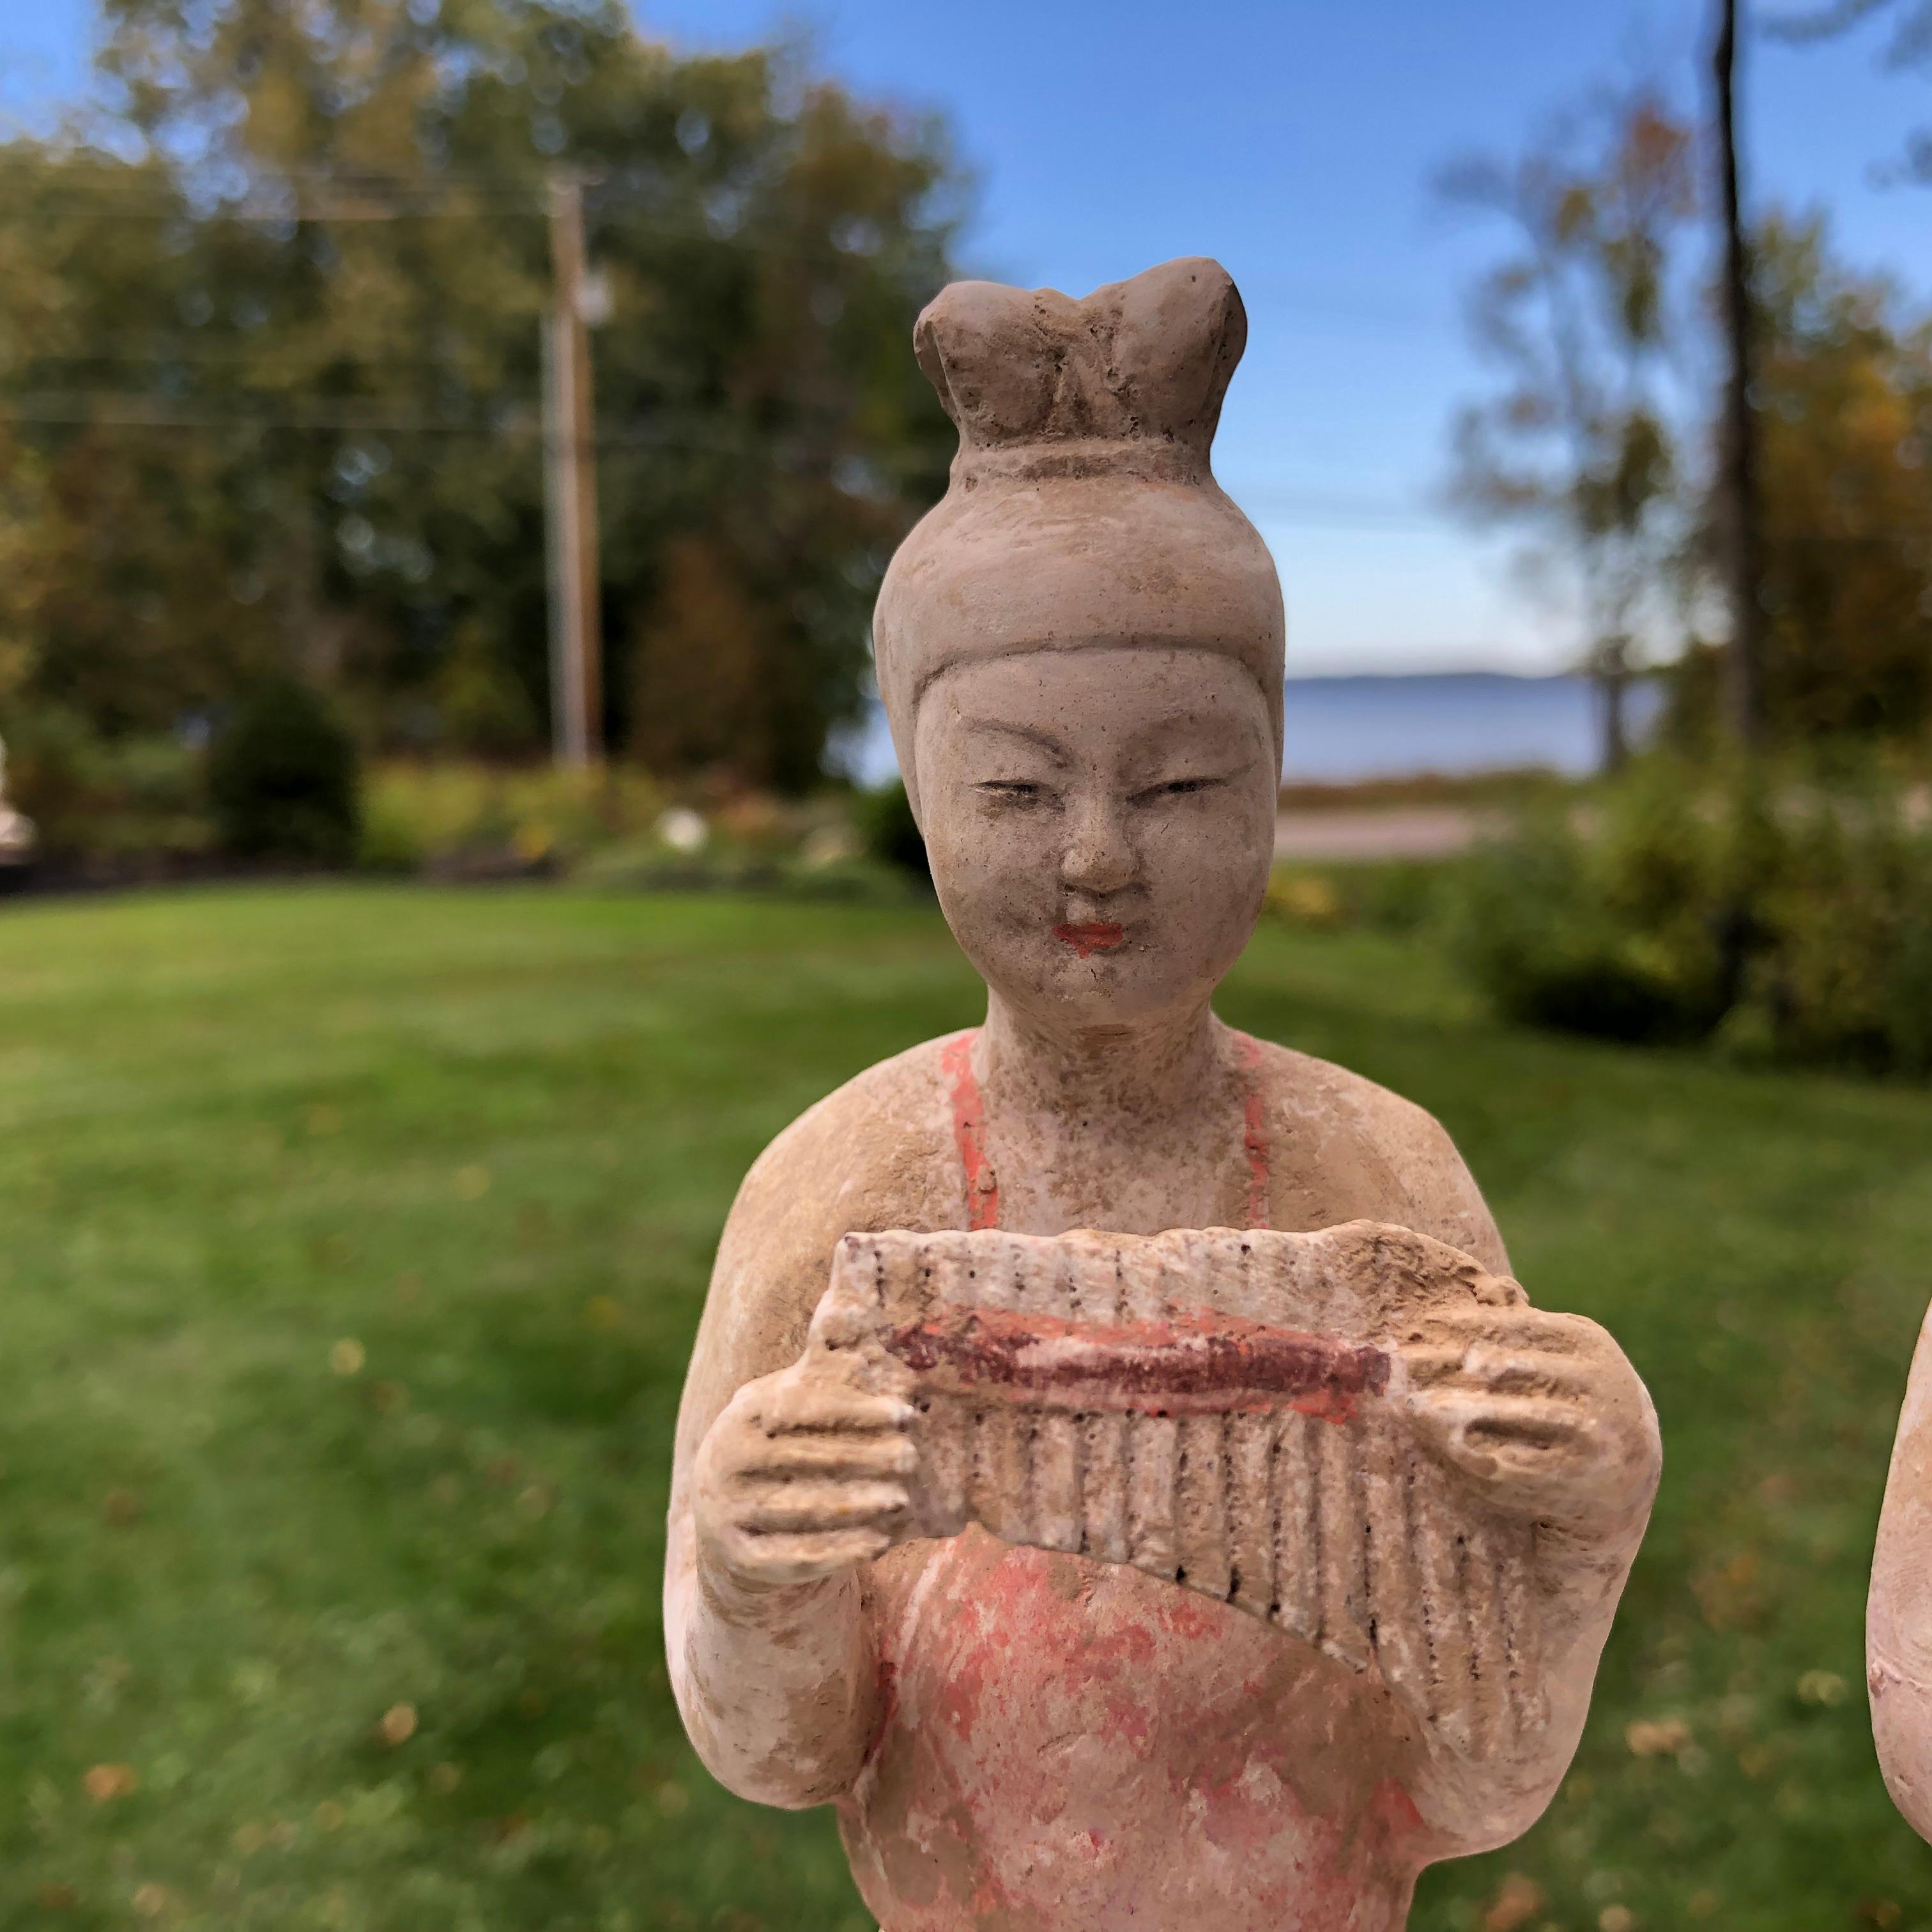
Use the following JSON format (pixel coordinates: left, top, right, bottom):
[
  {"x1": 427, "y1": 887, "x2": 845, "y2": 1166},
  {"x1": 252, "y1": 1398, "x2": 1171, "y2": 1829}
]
[{"x1": 1052, "y1": 921, "x2": 1126, "y2": 958}]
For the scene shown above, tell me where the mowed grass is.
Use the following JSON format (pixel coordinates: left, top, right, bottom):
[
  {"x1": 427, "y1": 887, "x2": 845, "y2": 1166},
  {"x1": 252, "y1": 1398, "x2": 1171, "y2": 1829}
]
[{"x1": 1, "y1": 885, "x2": 1929, "y2": 1930}]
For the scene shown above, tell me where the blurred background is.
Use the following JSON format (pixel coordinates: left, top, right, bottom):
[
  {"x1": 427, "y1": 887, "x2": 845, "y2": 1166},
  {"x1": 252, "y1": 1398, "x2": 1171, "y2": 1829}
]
[{"x1": 3, "y1": 1, "x2": 1931, "y2": 1928}]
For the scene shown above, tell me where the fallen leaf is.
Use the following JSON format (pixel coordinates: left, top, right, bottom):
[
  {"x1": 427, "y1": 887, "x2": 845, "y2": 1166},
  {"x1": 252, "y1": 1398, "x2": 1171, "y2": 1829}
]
[
  {"x1": 1483, "y1": 1874, "x2": 1546, "y2": 1932},
  {"x1": 84, "y1": 1763, "x2": 139, "y2": 1802},
  {"x1": 377, "y1": 1703, "x2": 418, "y2": 1747},
  {"x1": 330, "y1": 1338, "x2": 365, "y2": 1377},
  {"x1": 1798, "y1": 1669, "x2": 1848, "y2": 1707},
  {"x1": 1624, "y1": 1717, "x2": 1692, "y2": 1758}
]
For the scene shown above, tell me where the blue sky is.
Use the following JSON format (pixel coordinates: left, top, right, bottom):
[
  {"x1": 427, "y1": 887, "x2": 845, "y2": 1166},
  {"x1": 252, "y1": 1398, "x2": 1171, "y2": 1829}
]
[{"x1": 3, "y1": 1, "x2": 1927, "y2": 675}]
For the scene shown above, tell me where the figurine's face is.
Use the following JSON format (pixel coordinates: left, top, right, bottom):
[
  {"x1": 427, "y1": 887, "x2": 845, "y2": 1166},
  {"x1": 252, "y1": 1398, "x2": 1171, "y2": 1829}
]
[{"x1": 913, "y1": 647, "x2": 1278, "y2": 1031}]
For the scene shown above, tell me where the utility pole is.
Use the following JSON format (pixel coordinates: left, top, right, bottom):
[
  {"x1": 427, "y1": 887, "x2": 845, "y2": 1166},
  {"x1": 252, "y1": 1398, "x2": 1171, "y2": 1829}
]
[
  {"x1": 543, "y1": 173, "x2": 604, "y2": 766},
  {"x1": 1714, "y1": 0, "x2": 1765, "y2": 749}
]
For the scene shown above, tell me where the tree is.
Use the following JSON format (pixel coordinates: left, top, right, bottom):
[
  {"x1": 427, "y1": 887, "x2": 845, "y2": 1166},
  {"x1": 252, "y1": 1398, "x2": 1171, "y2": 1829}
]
[
  {"x1": 1746, "y1": 215, "x2": 1932, "y2": 741},
  {"x1": 0, "y1": 1, "x2": 965, "y2": 788},
  {"x1": 1713, "y1": 0, "x2": 1766, "y2": 747},
  {"x1": 1443, "y1": 89, "x2": 1699, "y2": 772},
  {"x1": 1765, "y1": 0, "x2": 1932, "y2": 178}
]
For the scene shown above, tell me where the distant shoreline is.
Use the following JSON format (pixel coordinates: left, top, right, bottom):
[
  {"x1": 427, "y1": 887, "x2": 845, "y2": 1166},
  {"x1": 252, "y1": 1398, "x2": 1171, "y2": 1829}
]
[{"x1": 831, "y1": 670, "x2": 1666, "y2": 786}]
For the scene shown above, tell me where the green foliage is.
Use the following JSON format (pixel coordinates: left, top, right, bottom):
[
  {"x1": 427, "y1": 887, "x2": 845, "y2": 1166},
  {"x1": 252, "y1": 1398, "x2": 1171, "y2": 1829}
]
[
  {"x1": 209, "y1": 679, "x2": 362, "y2": 864},
  {"x1": 356, "y1": 761, "x2": 666, "y2": 875},
  {"x1": 1264, "y1": 858, "x2": 1448, "y2": 938},
  {"x1": 1447, "y1": 756, "x2": 1932, "y2": 1074},
  {"x1": 852, "y1": 777, "x2": 930, "y2": 885},
  {"x1": 4, "y1": 705, "x2": 211, "y2": 860},
  {"x1": 2, "y1": 1, "x2": 963, "y2": 782},
  {"x1": 3, "y1": 887, "x2": 1932, "y2": 1923}
]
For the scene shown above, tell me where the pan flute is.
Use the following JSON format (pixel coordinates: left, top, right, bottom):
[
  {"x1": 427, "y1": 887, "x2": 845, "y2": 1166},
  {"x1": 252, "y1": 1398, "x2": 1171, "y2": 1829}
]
[{"x1": 812, "y1": 1219, "x2": 1547, "y2": 1759}]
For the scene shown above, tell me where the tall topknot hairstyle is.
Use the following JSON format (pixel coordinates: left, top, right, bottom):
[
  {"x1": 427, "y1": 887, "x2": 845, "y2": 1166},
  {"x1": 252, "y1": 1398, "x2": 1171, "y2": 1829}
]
[{"x1": 874, "y1": 257, "x2": 1286, "y2": 809}]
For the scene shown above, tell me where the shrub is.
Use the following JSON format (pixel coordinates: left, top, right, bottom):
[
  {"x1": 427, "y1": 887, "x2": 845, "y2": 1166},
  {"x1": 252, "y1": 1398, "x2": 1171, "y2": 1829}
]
[
  {"x1": 1445, "y1": 754, "x2": 1932, "y2": 1077},
  {"x1": 208, "y1": 679, "x2": 361, "y2": 864},
  {"x1": 1449, "y1": 806, "x2": 1712, "y2": 1045},
  {"x1": 854, "y1": 779, "x2": 930, "y2": 887},
  {"x1": 355, "y1": 762, "x2": 668, "y2": 873},
  {"x1": 1264, "y1": 859, "x2": 1448, "y2": 938},
  {"x1": 4, "y1": 706, "x2": 211, "y2": 861}
]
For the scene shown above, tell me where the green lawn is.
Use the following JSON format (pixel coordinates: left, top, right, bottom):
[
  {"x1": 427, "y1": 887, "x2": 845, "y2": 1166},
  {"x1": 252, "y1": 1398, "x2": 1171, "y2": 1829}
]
[{"x1": 2, "y1": 885, "x2": 1929, "y2": 1930}]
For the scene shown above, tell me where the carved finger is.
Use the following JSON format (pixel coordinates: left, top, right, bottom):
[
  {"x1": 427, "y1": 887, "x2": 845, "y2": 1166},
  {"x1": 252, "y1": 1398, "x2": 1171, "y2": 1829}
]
[
  {"x1": 1396, "y1": 1345, "x2": 1473, "y2": 1387},
  {"x1": 727, "y1": 1526, "x2": 893, "y2": 1584},
  {"x1": 1398, "y1": 1342, "x2": 1594, "y2": 1399},
  {"x1": 739, "y1": 1481, "x2": 910, "y2": 1535},
  {"x1": 1436, "y1": 1392, "x2": 1586, "y2": 1448},
  {"x1": 740, "y1": 1434, "x2": 921, "y2": 1482},
  {"x1": 1460, "y1": 1352, "x2": 1595, "y2": 1399},
  {"x1": 1405, "y1": 1391, "x2": 1587, "y2": 1466},
  {"x1": 759, "y1": 1385, "x2": 916, "y2": 1437},
  {"x1": 1402, "y1": 1308, "x2": 1591, "y2": 1353}
]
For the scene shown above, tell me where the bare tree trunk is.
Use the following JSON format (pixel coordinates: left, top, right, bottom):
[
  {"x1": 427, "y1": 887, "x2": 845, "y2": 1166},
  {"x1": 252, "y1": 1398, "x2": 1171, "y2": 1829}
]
[
  {"x1": 1714, "y1": 0, "x2": 1766, "y2": 749},
  {"x1": 1597, "y1": 646, "x2": 1632, "y2": 775}
]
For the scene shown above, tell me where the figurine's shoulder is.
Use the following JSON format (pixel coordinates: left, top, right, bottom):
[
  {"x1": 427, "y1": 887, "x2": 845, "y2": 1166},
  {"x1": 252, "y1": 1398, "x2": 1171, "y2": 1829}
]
[
  {"x1": 721, "y1": 1033, "x2": 964, "y2": 1258},
  {"x1": 1233, "y1": 1031, "x2": 1510, "y2": 1275},
  {"x1": 1239, "y1": 1032, "x2": 1457, "y2": 1159}
]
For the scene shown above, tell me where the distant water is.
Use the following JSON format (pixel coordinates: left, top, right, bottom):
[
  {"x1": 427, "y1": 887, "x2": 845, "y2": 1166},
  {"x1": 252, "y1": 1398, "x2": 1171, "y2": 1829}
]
[
  {"x1": 831, "y1": 671, "x2": 1664, "y2": 786},
  {"x1": 1278, "y1": 672, "x2": 1664, "y2": 783}
]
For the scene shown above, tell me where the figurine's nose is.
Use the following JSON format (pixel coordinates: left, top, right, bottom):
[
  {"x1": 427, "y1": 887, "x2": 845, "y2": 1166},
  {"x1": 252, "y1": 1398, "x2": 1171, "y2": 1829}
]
[{"x1": 1059, "y1": 796, "x2": 1138, "y2": 896}]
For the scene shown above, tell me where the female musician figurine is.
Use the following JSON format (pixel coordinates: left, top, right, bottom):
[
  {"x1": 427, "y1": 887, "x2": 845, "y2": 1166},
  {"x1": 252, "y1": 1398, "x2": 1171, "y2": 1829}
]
[{"x1": 665, "y1": 258, "x2": 1660, "y2": 1931}]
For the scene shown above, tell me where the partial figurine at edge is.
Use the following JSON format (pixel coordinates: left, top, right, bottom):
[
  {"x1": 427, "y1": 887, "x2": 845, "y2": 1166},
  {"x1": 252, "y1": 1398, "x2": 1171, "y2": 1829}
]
[
  {"x1": 666, "y1": 258, "x2": 1661, "y2": 1929},
  {"x1": 1870, "y1": 1308, "x2": 1932, "y2": 1839}
]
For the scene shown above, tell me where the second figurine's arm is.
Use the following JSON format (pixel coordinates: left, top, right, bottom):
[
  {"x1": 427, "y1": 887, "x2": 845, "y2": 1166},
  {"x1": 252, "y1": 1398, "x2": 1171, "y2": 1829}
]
[{"x1": 1869, "y1": 1301, "x2": 1932, "y2": 1841}]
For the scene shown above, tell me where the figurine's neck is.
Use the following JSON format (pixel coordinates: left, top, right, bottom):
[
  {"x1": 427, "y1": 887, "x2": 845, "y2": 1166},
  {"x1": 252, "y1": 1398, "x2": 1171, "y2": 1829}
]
[{"x1": 977, "y1": 993, "x2": 1226, "y2": 1129}]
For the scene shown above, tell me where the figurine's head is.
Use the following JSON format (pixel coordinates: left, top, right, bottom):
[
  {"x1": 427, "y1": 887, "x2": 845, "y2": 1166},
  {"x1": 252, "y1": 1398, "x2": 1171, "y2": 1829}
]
[{"x1": 875, "y1": 259, "x2": 1285, "y2": 1032}]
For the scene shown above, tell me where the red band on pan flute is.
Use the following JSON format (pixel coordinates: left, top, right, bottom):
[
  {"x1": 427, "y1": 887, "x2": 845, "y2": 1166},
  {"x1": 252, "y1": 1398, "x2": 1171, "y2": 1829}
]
[{"x1": 880, "y1": 1302, "x2": 1389, "y2": 1424}]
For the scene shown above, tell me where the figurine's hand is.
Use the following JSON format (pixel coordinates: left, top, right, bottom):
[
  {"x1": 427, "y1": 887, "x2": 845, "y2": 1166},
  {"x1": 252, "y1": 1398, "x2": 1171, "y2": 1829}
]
[
  {"x1": 692, "y1": 1347, "x2": 918, "y2": 1593},
  {"x1": 1395, "y1": 1305, "x2": 1659, "y2": 1535}
]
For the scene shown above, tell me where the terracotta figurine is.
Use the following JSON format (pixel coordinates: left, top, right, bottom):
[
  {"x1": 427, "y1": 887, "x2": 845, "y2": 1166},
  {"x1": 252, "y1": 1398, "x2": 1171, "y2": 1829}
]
[
  {"x1": 665, "y1": 257, "x2": 1661, "y2": 1930},
  {"x1": 1870, "y1": 1307, "x2": 1932, "y2": 1839}
]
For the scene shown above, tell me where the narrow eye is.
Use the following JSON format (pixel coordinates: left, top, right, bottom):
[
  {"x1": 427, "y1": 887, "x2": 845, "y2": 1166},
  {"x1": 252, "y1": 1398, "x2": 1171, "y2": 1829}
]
[
  {"x1": 1136, "y1": 776, "x2": 1219, "y2": 804},
  {"x1": 976, "y1": 780, "x2": 1048, "y2": 804}
]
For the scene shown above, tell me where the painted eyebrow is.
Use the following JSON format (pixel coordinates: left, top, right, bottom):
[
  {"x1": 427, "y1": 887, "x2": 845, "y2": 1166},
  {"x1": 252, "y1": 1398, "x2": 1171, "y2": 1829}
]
[
  {"x1": 1121, "y1": 723, "x2": 1265, "y2": 766},
  {"x1": 956, "y1": 719, "x2": 1071, "y2": 763}
]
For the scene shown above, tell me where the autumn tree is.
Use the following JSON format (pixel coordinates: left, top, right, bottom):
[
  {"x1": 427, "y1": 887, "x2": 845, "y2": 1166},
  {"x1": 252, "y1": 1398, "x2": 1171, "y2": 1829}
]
[
  {"x1": 1442, "y1": 89, "x2": 1699, "y2": 772},
  {"x1": 1721, "y1": 213, "x2": 1932, "y2": 743},
  {"x1": 0, "y1": 1, "x2": 964, "y2": 788}
]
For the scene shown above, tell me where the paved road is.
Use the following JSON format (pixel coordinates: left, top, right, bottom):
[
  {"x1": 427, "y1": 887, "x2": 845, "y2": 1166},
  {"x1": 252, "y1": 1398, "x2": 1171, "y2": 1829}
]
[{"x1": 1274, "y1": 806, "x2": 1488, "y2": 862}]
